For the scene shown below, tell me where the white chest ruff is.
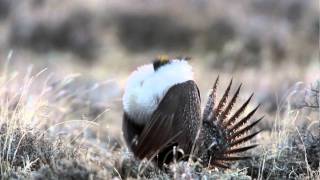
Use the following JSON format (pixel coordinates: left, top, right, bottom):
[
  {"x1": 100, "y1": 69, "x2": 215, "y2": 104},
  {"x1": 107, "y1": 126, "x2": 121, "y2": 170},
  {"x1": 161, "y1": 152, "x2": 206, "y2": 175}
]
[{"x1": 122, "y1": 60, "x2": 194, "y2": 125}]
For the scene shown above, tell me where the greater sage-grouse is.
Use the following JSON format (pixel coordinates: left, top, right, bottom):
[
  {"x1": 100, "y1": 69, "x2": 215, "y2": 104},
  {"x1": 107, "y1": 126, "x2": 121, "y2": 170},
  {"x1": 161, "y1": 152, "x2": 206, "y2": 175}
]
[{"x1": 122, "y1": 57, "x2": 262, "y2": 168}]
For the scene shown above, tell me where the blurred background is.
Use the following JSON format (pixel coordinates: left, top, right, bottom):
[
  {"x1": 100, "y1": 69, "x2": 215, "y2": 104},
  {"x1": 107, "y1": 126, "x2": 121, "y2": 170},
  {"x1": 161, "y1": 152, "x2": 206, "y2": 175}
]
[
  {"x1": 0, "y1": 0, "x2": 319, "y2": 129},
  {"x1": 0, "y1": 1, "x2": 319, "y2": 178}
]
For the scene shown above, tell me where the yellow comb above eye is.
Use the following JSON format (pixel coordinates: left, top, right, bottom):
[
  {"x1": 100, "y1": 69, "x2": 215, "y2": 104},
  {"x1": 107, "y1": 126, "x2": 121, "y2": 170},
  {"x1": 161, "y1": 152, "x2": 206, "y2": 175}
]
[{"x1": 158, "y1": 55, "x2": 169, "y2": 62}]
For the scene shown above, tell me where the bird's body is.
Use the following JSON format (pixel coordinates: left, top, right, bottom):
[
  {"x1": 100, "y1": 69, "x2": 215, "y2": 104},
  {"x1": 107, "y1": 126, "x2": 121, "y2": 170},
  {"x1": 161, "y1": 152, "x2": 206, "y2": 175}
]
[
  {"x1": 123, "y1": 58, "x2": 201, "y2": 165},
  {"x1": 122, "y1": 57, "x2": 262, "y2": 168}
]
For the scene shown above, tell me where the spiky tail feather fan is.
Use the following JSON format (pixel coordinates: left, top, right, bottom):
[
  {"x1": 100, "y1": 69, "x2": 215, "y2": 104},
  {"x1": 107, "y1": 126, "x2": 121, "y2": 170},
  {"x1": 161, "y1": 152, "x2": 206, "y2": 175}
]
[{"x1": 196, "y1": 76, "x2": 263, "y2": 168}]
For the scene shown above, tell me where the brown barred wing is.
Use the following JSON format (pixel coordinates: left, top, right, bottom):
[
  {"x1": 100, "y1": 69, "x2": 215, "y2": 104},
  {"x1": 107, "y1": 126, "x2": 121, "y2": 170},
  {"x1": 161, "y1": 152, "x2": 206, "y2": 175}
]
[{"x1": 134, "y1": 80, "x2": 202, "y2": 163}]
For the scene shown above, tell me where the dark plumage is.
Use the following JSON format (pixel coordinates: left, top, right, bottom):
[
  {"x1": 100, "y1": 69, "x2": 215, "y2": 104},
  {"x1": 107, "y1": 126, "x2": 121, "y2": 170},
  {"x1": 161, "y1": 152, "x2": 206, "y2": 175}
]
[
  {"x1": 122, "y1": 59, "x2": 262, "y2": 169},
  {"x1": 123, "y1": 80, "x2": 201, "y2": 166}
]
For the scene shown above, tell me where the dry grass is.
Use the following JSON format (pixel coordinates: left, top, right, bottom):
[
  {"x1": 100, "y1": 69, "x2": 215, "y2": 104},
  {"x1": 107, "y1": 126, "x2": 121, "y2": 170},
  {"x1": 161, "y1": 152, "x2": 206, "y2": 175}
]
[{"x1": 0, "y1": 50, "x2": 319, "y2": 180}]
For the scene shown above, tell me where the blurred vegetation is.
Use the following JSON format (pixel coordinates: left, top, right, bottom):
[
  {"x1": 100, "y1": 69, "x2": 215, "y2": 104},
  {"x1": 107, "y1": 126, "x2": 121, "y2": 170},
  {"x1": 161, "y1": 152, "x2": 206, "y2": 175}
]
[
  {"x1": 115, "y1": 13, "x2": 196, "y2": 52},
  {"x1": 0, "y1": 0, "x2": 318, "y2": 65},
  {"x1": 0, "y1": 0, "x2": 319, "y2": 179}
]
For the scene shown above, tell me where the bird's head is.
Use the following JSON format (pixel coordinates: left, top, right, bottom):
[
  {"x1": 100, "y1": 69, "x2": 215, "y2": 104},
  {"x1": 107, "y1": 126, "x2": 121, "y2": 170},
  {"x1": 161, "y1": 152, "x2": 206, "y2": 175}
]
[
  {"x1": 153, "y1": 55, "x2": 170, "y2": 71},
  {"x1": 153, "y1": 55, "x2": 191, "y2": 71},
  {"x1": 123, "y1": 56, "x2": 194, "y2": 125}
]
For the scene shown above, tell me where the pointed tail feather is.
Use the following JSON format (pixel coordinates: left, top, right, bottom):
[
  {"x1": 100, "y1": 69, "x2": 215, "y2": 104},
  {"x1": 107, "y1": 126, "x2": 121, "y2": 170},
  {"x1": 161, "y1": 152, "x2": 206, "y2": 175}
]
[
  {"x1": 230, "y1": 117, "x2": 264, "y2": 139},
  {"x1": 214, "y1": 156, "x2": 251, "y2": 161},
  {"x1": 201, "y1": 77, "x2": 262, "y2": 169},
  {"x1": 228, "y1": 105, "x2": 261, "y2": 132},
  {"x1": 224, "y1": 145, "x2": 258, "y2": 154},
  {"x1": 210, "y1": 161, "x2": 230, "y2": 168},
  {"x1": 230, "y1": 131, "x2": 261, "y2": 148},
  {"x1": 219, "y1": 84, "x2": 242, "y2": 123},
  {"x1": 214, "y1": 79, "x2": 233, "y2": 119},
  {"x1": 223, "y1": 93, "x2": 254, "y2": 127},
  {"x1": 203, "y1": 76, "x2": 219, "y2": 121}
]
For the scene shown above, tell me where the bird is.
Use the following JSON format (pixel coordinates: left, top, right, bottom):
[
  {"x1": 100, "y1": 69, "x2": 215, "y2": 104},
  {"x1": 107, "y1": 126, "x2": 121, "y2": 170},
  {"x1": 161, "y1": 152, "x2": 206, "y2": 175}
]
[{"x1": 122, "y1": 56, "x2": 262, "y2": 168}]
